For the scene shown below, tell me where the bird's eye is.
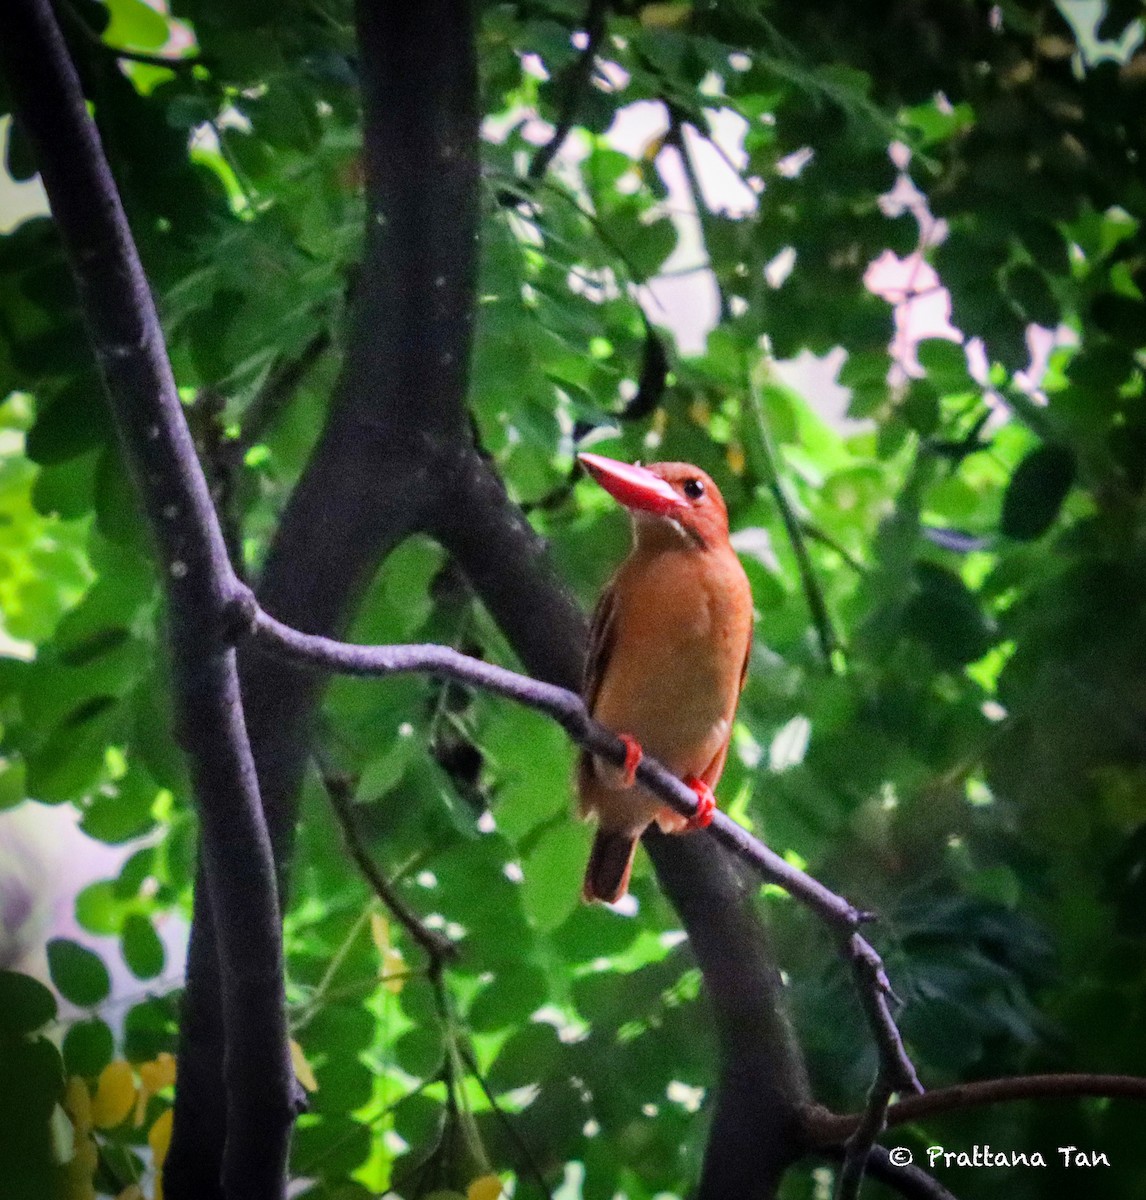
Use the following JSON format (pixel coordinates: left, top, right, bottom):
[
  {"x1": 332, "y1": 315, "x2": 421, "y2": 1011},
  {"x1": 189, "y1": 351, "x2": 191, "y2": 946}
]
[{"x1": 682, "y1": 478, "x2": 705, "y2": 501}]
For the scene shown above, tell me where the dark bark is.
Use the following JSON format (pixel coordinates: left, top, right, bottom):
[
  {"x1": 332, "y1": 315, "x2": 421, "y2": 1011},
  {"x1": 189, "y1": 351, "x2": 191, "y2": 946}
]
[
  {"x1": 170, "y1": 0, "x2": 483, "y2": 1191},
  {"x1": 431, "y1": 445, "x2": 589, "y2": 687},
  {"x1": 645, "y1": 831, "x2": 810, "y2": 1195},
  {"x1": 0, "y1": 3, "x2": 296, "y2": 1197}
]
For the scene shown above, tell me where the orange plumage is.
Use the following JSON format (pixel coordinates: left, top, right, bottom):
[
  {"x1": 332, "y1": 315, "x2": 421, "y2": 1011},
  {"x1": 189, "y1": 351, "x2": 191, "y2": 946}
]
[{"x1": 576, "y1": 454, "x2": 754, "y2": 903}]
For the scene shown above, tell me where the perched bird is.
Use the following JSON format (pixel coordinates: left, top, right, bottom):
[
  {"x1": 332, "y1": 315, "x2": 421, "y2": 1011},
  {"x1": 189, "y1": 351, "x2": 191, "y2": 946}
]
[{"x1": 576, "y1": 453, "x2": 754, "y2": 903}]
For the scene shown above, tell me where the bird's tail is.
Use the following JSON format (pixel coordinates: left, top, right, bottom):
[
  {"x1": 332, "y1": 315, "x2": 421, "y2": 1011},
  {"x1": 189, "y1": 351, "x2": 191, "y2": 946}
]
[{"x1": 582, "y1": 829, "x2": 638, "y2": 904}]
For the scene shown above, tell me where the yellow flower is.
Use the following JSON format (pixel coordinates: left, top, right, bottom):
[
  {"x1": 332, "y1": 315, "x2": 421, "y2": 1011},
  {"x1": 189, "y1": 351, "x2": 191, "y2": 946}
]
[
  {"x1": 135, "y1": 1052, "x2": 177, "y2": 1125},
  {"x1": 468, "y1": 1175, "x2": 503, "y2": 1200},
  {"x1": 149, "y1": 1108, "x2": 174, "y2": 1170},
  {"x1": 92, "y1": 1062, "x2": 136, "y2": 1130}
]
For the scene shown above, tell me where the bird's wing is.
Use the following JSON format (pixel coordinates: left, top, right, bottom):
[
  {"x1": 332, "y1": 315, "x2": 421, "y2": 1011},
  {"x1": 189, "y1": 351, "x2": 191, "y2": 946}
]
[
  {"x1": 577, "y1": 580, "x2": 618, "y2": 808},
  {"x1": 740, "y1": 624, "x2": 753, "y2": 693},
  {"x1": 582, "y1": 579, "x2": 618, "y2": 717}
]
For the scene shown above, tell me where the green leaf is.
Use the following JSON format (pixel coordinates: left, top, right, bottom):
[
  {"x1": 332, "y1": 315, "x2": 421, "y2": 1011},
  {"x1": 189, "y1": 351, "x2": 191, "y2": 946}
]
[
  {"x1": 0, "y1": 970, "x2": 57, "y2": 1035},
  {"x1": 62, "y1": 1018, "x2": 115, "y2": 1077},
  {"x1": 916, "y1": 339, "x2": 972, "y2": 390},
  {"x1": 122, "y1": 914, "x2": 165, "y2": 980},
  {"x1": 521, "y1": 821, "x2": 591, "y2": 932},
  {"x1": 123, "y1": 995, "x2": 176, "y2": 1061},
  {"x1": 103, "y1": 0, "x2": 171, "y2": 49},
  {"x1": 1005, "y1": 263, "x2": 1058, "y2": 329},
  {"x1": 46, "y1": 938, "x2": 111, "y2": 1008},
  {"x1": 1000, "y1": 444, "x2": 1075, "y2": 541},
  {"x1": 0, "y1": 758, "x2": 27, "y2": 811},
  {"x1": 468, "y1": 962, "x2": 549, "y2": 1032},
  {"x1": 903, "y1": 563, "x2": 996, "y2": 669},
  {"x1": 81, "y1": 767, "x2": 160, "y2": 844},
  {"x1": 25, "y1": 378, "x2": 111, "y2": 465},
  {"x1": 76, "y1": 881, "x2": 129, "y2": 935}
]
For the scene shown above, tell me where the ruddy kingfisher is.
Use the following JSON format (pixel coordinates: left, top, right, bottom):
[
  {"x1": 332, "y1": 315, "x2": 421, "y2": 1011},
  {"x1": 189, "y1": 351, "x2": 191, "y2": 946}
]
[{"x1": 576, "y1": 452, "x2": 754, "y2": 903}]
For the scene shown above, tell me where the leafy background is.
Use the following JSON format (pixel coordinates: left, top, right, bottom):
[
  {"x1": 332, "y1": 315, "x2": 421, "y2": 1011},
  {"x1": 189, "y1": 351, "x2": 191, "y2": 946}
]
[{"x1": 1, "y1": 0, "x2": 1145, "y2": 1197}]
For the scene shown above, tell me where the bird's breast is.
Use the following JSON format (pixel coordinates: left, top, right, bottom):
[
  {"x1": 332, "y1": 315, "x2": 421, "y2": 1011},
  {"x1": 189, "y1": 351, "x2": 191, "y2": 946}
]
[{"x1": 591, "y1": 546, "x2": 751, "y2": 771}]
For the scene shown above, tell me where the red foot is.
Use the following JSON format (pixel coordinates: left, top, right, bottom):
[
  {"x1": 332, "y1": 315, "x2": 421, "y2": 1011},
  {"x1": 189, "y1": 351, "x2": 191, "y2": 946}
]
[
  {"x1": 683, "y1": 777, "x2": 716, "y2": 830},
  {"x1": 618, "y1": 734, "x2": 643, "y2": 788}
]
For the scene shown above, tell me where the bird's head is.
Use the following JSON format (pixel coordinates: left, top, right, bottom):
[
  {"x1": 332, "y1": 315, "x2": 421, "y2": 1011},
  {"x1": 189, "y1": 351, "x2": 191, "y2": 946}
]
[{"x1": 577, "y1": 452, "x2": 729, "y2": 549}]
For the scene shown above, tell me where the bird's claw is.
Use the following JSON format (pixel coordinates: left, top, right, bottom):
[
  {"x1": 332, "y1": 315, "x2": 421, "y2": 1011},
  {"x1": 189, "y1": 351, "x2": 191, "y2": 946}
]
[
  {"x1": 618, "y1": 733, "x2": 643, "y2": 788},
  {"x1": 683, "y1": 777, "x2": 716, "y2": 830}
]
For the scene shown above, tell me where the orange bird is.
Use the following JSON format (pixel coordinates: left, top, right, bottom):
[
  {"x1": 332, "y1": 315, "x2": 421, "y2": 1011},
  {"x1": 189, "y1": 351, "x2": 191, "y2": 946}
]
[{"x1": 576, "y1": 453, "x2": 754, "y2": 903}]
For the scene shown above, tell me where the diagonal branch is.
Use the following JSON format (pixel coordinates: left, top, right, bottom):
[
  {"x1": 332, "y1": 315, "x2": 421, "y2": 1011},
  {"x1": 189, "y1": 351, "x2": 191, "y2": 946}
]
[
  {"x1": 236, "y1": 328, "x2": 332, "y2": 454},
  {"x1": 527, "y1": 0, "x2": 610, "y2": 181},
  {"x1": 315, "y1": 757, "x2": 458, "y2": 966},
  {"x1": 0, "y1": 3, "x2": 296, "y2": 1197},
  {"x1": 822, "y1": 1146, "x2": 958, "y2": 1200},
  {"x1": 837, "y1": 1075, "x2": 894, "y2": 1200},
  {"x1": 458, "y1": 1042, "x2": 554, "y2": 1199},
  {"x1": 807, "y1": 1072, "x2": 1146, "y2": 1145},
  {"x1": 238, "y1": 598, "x2": 923, "y2": 1104}
]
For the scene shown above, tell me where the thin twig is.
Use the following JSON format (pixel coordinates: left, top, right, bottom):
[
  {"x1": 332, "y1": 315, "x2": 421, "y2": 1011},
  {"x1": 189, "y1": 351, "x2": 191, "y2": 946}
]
[
  {"x1": 834, "y1": 930, "x2": 924, "y2": 1197},
  {"x1": 742, "y1": 366, "x2": 841, "y2": 669},
  {"x1": 806, "y1": 1073, "x2": 1146, "y2": 1146},
  {"x1": 665, "y1": 105, "x2": 729, "y2": 322},
  {"x1": 237, "y1": 328, "x2": 332, "y2": 453},
  {"x1": 527, "y1": 0, "x2": 610, "y2": 181},
  {"x1": 837, "y1": 1074, "x2": 894, "y2": 1200},
  {"x1": 496, "y1": 173, "x2": 662, "y2": 291},
  {"x1": 238, "y1": 596, "x2": 923, "y2": 1104},
  {"x1": 799, "y1": 519, "x2": 866, "y2": 574},
  {"x1": 316, "y1": 758, "x2": 458, "y2": 966},
  {"x1": 458, "y1": 1042, "x2": 554, "y2": 1200},
  {"x1": 821, "y1": 1145, "x2": 959, "y2": 1200}
]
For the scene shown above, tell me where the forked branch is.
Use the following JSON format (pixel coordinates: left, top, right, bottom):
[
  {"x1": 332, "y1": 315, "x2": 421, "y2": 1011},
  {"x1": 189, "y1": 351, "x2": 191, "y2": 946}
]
[{"x1": 238, "y1": 595, "x2": 924, "y2": 1105}]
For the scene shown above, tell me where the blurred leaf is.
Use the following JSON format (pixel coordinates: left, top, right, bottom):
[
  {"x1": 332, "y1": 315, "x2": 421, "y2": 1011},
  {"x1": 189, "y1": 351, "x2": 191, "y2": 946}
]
[
  {"x1": 521, "y1": 822, "x2": 590, "y2": 932},
  {"x1": 903, "y1": 563, "x2": 996, "y2": 668},
  {"x1": 47, "y1": 939, "x2": 111, "y2": 1008},
  {"x1": 121, "y1": 914, "x2": 165, "y2": 981},
  {"x1": 0, "y1": 970, "x2": 57, "y2": 1035},
  {"x1": 1000, "y1": 444, "x2": 1075, "y2": 541},
  {"x1": 62, "y1": 1019, "x2": 115, "y2": 1079}
]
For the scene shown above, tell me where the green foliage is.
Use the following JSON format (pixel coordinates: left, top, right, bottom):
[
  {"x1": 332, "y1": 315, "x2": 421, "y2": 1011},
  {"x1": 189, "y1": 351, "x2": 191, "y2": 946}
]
[
  {"x1": 3, "y1": 0, "x2": 1146, "y2": 1197},
  {"x1": 46, "y1": 939, "x2": 112, "y2": 1009}
]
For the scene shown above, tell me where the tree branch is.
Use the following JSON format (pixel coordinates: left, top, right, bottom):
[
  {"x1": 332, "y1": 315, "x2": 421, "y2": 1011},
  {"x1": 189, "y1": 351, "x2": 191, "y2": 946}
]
[
  {"x1": 0, "y1": 4, "x2": 296, "y2": 1197},
  {"x1": 239, "y1": 602, "x2": 922, "y2": 1100},
  {"x1": 806, "y1": 1073, "x2": 1146, "y2": 1146},
  {"x1": 457, "y1": 1042, "x2": 555, "y2": 1200},
  {"x1": 315, "y1": 758, "x2": 458, "y2": 966},
  {"x1": 430, "y1": 445, "x2": 589, "y2": 687},
  {"x1": 821, "y1": 1146, "x2": 959, "y2": 1200},
  {"x1": 172, "y1": 3, "x2": 484, "y2": 1190},
  {"x1": 236, "y1": 328, "x2": 332, "y2": 454},
  {"x1": 665, "y1": 105, "x2": 730, "y2": 323},
  {"x1": 837, "y1": 1076, "x2": 894, "y2": 1200},
  {"x1": 527, "y1": 0, "x2": 610, "y2": 181},
  {"x1": 242, "y1": 607, "x2": 847, "y2": 916}
]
